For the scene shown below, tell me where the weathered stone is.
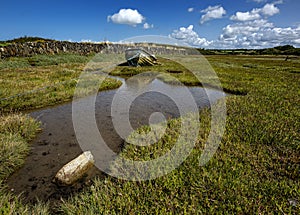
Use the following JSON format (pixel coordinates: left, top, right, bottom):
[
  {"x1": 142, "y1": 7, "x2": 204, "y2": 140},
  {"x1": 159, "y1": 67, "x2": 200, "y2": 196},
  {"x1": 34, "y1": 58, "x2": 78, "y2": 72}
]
[
  {"x1": 53, "y1": 151, "x2": 94, "y2": 186},
  {"x1": 0, "y1": 41, "x2": 194, "y2": 59}
]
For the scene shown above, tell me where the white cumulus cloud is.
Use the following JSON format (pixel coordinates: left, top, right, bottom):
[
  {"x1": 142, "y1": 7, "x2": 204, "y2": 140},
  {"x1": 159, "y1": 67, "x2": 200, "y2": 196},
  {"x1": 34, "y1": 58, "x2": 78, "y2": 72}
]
[
  {"x1": 188, "y1": 7, "x2": 194, "y2": 12},
  {"x1": 170, "y1": 21, "x2": 300, "y2": 49},
  {"x1": 170, "y1": 25, "x2": 211, "y2": 47},
  {"x1": 143, "y1": 23, "x2": 154, "y2": 29},
  {"x1": 200, "y1": 5, "x2": 226, "y2": 24},
  {"x1": 217, "y1": 19, "x2": 300, "y2": 48},
  {"x1": 170, "y1": 1, "x2": 299, "y2": 49},
  {"x1": 230, "y1": 9, "x2": 261, "y2": 21},
  {"x1": 231, "y1": 3, "x2": 280, "y2": 22},
  {"x1": 107, "y1": 9, "x2": 145, "y2": 26},
  {"x1": 221, "y1": 19, "x2": 273, "y2": 39},
  {"x1": 261, "y1": 3, "x2": 280, "y2": 16},
  {"x1": 252, "y1": 0, "x2": 267, "y2": 3}
]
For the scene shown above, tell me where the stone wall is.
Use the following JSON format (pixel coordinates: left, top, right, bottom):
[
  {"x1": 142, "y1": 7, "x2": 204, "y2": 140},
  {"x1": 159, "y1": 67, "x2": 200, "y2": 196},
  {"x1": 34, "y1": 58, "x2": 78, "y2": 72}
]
[
  {"x1": 0, "y1": 41, "x2": 195, "y2": 59},
  {"x1": 0, "y1": 41, "x2": 106, "y2": 58}
]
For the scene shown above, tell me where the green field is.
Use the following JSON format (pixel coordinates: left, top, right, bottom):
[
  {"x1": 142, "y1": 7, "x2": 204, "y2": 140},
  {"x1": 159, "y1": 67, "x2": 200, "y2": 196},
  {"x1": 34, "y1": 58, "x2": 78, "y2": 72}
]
[
  {"x1": 0, "y1": 53, "x2": 123, "y2": 112},
  {"x1": 0, "y1": 53, "x2": 299, "y2": 214}
]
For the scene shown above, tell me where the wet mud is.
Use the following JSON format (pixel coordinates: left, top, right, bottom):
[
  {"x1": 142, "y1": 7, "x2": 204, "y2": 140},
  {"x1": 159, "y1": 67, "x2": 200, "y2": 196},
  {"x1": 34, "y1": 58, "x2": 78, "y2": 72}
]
[{"x1": 7, "y1": 75, "x2": 225, "y2": 203}]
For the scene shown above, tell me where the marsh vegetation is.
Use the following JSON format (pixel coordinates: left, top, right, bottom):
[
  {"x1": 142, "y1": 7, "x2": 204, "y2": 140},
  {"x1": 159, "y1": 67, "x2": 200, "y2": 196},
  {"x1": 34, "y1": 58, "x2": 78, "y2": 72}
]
[{"x1": 0, "y1": 53, "x2": 299, "y2": 214}]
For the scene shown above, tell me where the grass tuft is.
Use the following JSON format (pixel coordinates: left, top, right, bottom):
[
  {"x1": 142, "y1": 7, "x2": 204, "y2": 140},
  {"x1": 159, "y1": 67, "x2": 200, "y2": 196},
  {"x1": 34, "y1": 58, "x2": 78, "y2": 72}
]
[{"x1": 0, "y1": 113, "x2": 50, "y2": 214}]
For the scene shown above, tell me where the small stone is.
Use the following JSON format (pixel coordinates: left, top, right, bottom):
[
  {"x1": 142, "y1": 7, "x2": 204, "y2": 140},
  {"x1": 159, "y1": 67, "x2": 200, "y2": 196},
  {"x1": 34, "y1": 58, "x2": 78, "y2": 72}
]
[
  {"x1": 288, "y1": 199, "x2": 298, "y2": 207},
  {"x1": 42, "y1": 151, "x2": 49, "y2": 156}
]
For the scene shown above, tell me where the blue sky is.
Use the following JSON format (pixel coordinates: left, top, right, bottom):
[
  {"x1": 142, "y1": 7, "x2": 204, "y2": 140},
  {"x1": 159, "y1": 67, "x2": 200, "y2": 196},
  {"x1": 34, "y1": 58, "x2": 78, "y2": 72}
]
[{"x1": 1, "y1": 0, "x2": 299, "y2": 48}]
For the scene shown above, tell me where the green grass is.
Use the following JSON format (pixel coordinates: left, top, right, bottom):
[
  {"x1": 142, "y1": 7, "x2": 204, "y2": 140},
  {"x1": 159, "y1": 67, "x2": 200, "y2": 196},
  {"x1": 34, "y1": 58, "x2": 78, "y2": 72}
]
[
  {"x1": 1, "y1": 54, "x2": 299, "y2": 214},
  {"x1": 0, "y1": 53, "x2": 122, "y2": 111},
  {"x1": 0, "y1": 53, "x2": 92, "y2": 70},
  {"x1": 0, "y1": 114, "x2": 41, "y2": 179},
  {"x1": 0, "y1": 113, "x2": 50, "y2": 214},
  {"x1": 0, "y1": 43, "x2": 11, "y2": 47},
  {"x1": 60, "y1": 55, "x2": 300, "y2": 214}
]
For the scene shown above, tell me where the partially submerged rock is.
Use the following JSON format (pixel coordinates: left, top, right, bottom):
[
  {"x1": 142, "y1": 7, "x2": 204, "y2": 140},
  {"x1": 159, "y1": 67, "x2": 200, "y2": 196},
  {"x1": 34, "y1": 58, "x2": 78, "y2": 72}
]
[{"x1": 54, "y1": 151, "x2": 94, "y2": 186}]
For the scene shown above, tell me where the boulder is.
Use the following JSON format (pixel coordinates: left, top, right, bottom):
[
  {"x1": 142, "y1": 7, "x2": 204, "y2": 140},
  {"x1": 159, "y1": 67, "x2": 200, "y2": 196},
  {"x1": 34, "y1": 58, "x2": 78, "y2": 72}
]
[{"x1": 54, "y1": 151, "x2": 94, "y2": 186}]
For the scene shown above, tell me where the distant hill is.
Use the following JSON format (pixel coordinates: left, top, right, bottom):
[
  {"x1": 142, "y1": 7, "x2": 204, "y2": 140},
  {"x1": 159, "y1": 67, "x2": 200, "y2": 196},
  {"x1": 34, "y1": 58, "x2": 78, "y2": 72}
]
[
  {"x1": 198, "y1": 45, "x2": 300, "y2": 56},
  {"x1": 0, "y1": 36, "x2": 55, "y2": 44},
  {"x1": 259, "y1": 45, "x2": 300, "y2": 55}
]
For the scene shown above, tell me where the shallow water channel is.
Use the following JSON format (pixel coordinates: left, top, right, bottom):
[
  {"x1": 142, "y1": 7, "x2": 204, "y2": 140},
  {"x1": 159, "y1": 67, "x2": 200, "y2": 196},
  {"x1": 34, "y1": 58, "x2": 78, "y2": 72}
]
[{"x1": 7, "y1": 74, "x2": 225, "y2": 203}]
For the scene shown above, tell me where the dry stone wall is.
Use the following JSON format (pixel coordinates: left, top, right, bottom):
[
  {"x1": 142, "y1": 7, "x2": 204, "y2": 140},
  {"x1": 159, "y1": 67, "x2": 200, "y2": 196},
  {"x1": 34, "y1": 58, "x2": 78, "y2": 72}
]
[{"x1": 0, "y1": 41, "x2": 195, "y2": 59}]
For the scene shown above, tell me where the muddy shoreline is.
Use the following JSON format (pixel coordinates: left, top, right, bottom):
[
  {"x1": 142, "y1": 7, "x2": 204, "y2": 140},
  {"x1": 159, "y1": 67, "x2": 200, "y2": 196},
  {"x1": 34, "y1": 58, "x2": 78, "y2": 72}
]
[
  {"x1": 7, "y1": 89, "x2": 124, "y2": 203},
  {"x1": 6, "y1": 76, "x2": 225, "y2": 203}
]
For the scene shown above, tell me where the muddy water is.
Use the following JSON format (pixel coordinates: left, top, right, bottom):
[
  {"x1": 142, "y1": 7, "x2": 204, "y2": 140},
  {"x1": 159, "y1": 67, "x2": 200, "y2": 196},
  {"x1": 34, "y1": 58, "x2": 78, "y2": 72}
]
[{"x1": 7, "y1": 74, "x2": 225, "y2": 203}]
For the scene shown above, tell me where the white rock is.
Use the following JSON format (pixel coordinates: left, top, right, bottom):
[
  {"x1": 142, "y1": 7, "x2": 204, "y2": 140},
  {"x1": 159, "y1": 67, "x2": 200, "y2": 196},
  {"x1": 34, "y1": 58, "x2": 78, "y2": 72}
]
[{"x1": 54, "y1": 151, "x2": 94, "y2": 185}]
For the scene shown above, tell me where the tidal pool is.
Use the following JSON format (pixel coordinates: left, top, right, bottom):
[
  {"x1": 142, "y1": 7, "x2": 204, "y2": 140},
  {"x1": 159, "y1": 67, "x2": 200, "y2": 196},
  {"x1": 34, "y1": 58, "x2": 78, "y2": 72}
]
[{"x1": 7, "y1": 74, "x2": 225, "y2": 203}]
